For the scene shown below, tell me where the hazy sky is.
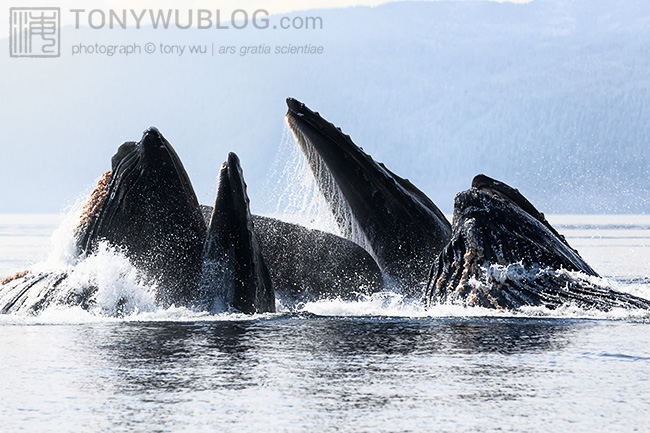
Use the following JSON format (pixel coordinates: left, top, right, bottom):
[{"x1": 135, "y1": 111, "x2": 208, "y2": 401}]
[{"x1": 2, "y1": 0, "x2": 647, "y2": 215}]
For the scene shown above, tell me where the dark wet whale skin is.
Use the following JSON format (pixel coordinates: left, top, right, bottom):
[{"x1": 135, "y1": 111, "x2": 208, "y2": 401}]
[
  {"x1": 285, "y1": 98, "x2": 452, "y2": 295},
  {"x1": 77, "y1": 128, "x2": 207, "y2": 307},
  {"x1": 426, "y1": 175, "x2": 650, "y2": 311},
  {"x1": 199, "y1": 153, "x2": 275, "y2": 314}
]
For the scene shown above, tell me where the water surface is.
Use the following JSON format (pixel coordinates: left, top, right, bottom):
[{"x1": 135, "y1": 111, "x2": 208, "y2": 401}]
[{"x1": 1, "y1": 214, "x2": 649, "y2": 432}]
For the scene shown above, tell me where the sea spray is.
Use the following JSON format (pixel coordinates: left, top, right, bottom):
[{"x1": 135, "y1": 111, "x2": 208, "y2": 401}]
[
  {"x1": 262, "y1": 124, "x2": 341, "y2": 234},
  {"x1": 262, "y1": 123, "x2": 375, "y2": 258},
  {"x1": 4, "y1": 197, "x2": 159, "y2": 316},
  {"x1": 36, "y1": 177, "x2": 108, "y2": 272},
  {"x1": 3, "y1": 170, "x2": 649, "y2": 321},
  {"x1": 60, "y1": 242, "x2": 158, "y2": 316},
  {"x1": 40, "y1": 201, "x2": 85, "y2": 269}
]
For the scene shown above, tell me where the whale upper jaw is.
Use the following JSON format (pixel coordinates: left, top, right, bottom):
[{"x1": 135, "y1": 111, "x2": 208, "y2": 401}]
[
  {"x1": 471, "y1": 173, "x2": 572, "y2": 248},
  {"x1": 452, "y1": 187, "x2": 598, "y2": 276},
  {"x1": 285, "y1": 98, "x2": 451, "y2": 294}
]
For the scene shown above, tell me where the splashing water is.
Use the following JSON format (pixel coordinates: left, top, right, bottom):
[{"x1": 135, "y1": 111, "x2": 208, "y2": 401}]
[
  {"x1": 262, "y1": 124, "x2": 341, "y2": 234},
  {"x1": 0, "y1": 195, "x2": 161, "y2": 319},
  {"x1": 261, "y1": 123, "x2": 375, "y2": 258},
  {"x1": 60, "y1": 241, "x2": 159, "y2": 316},
  {"x1": 39, "y1": 200, "x2": 87, "y2": 269}
]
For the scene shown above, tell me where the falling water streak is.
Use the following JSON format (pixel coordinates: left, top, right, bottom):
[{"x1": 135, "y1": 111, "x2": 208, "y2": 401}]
[
  {"x1": 261, "y1": 124, "x2": 339, "y2": 234},
  {"x1": 298, "y1": 129, "x2": 376, "y2": 258},
  {"x1": 262, "y1": 122, "x2": 377, "y2": 261}
]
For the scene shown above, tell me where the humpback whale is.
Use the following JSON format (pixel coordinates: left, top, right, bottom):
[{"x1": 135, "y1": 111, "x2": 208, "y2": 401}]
[
  {"x1": 1, "y1": 128, "x2": 210, "y2": 314},
  {"x1": 77, "y1": 128, "x2": 207, "y2": 307},
  {"x1": 425, "y1": 174, "x2": 650, "y2": 311},
  {"x1": 198, "y1": 153, "x2": 275, "y2": 314},
  {"x1": 285, "y1": 98, "x2": 452, "y2": 294}
]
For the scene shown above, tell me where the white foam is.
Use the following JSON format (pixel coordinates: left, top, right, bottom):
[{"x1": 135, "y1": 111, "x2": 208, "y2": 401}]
[
  {"x1": 61, "y1": 242, "x2": 158, "y2": 316},
  {"x1": 296, "y1": 289, "x2": 650, "y2": 320},
  {"x1": 299, "y1": 292, "x2": 424, "y2": 317}
]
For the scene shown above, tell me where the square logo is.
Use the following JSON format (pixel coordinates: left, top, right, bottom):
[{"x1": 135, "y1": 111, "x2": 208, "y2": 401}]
[{"x1": 9, "y1": 7, "x2": 60, "y2": 58}]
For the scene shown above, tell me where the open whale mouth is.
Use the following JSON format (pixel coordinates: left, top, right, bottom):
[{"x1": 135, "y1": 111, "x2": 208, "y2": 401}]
[
  {"x1": 285, "y1": 98, "x2": 452, "y2": 293},
  {"x1": 285, "y1": 98, "x2": 450, "y2": 226},
  {"x1": 79, "y1": 128, "x2": 195, "y2": 253},
  {"x1": 200, "y1": 152, "x2": 275, "y2": 314},
  {"x1": 285, "y1": 98, "x2": 411, "y2": 204},
  {"x1": 75, "y1": 127, "x2": 207, "y2": 307},
  {"x1": 425, "y1": 174, "x2": 650, "y2": 311}
]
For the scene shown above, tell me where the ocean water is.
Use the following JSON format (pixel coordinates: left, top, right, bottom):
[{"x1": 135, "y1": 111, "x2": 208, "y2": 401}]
[{"x1": 0, "y1": 213, "x2": 649, "y2": 432}]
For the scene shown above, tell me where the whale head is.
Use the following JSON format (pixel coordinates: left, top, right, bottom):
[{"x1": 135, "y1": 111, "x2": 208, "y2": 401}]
[
  {"x1": 76, "y1": 127, "x2": 207, "y2": 307},
  {"x1": 425, "y1": 175, "x2": 610, "y2": 310},
  {"x1": 285, "y1": 98, "x2": 451, "y2": 293},
  {"x1": 199, "y1": 152, "x2": 275, "y2": 314}
]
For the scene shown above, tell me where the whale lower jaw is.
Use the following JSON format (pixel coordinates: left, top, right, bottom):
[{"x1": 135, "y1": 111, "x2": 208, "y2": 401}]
[{"x1": 199, "y1": 153, "x2": 275, "y2": 314}]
